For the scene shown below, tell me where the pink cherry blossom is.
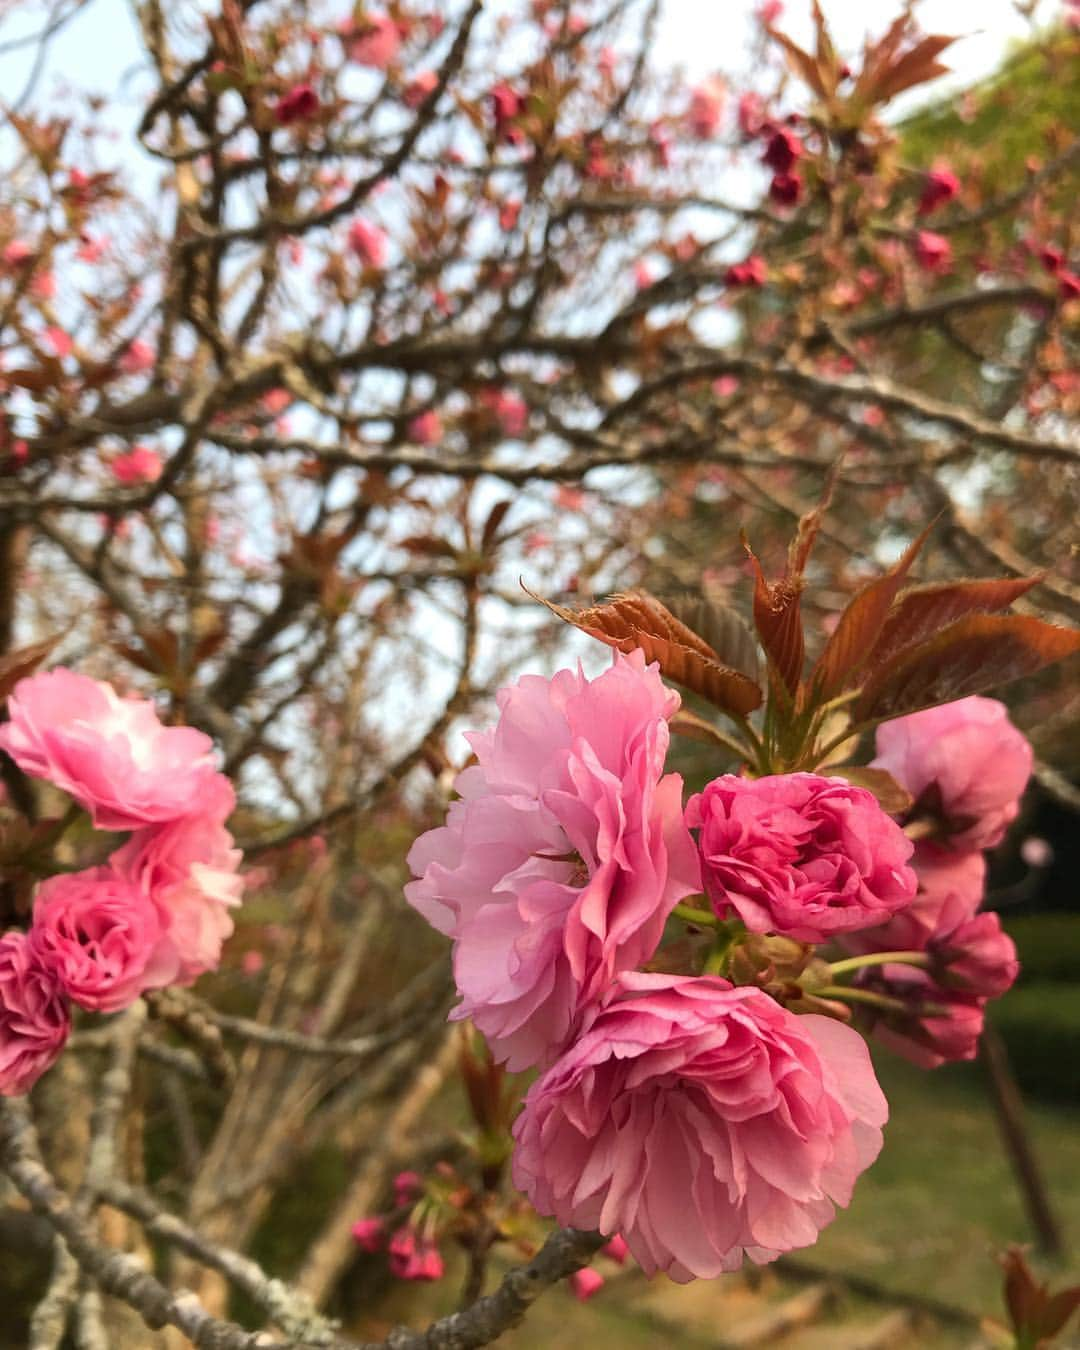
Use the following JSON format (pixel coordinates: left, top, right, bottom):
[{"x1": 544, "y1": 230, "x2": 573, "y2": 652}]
[
  {"x1": 119, "y1": 339, "x2": 155, "y2": 374},
  {"x1": 913, "y1": 230, "x2": 952, "y2": 273},
  {"x1": 512, "y1": 974, "x2": 887, "y2": 1281},
  {"x1": 918, "y1": 165, "x2": 960, "y2": 215},
  {"x1": 926, "y1": 897, "x2": 1018, "y2": 999},
  {"x1": 871, "y1": 697, "x2": 1032, "y2": 851},
  {"x1": 0, "y1": 669, "x2": 223, "y2": 831},
  {"x1": 2, "y1": 239, "x2": 33, "y2": 268},
  {"x1": 769, "y1": 171, "x2": 804, "y2": 207},
  {"x1": 687, "y1": 77, "x2": 725, "y2": 139},
  {"x1": 688, "y1": 773, "x2": 916, "y2": 942},
  {"x1": 407, "y1": 410, "x2": 442, "y2": 445},
  {"x1": 737, "y1": 92, "x2": 766, "y2": 140},
  {"x1": 113, "y1": 781, "x2": 242, "y2": 985},
  {"x1": 351, "y1": 1217, "x2": 385, "y2": 1252},
  {"x1": 275, "y1": 83, "x2": 320, "y2": 125},
  {"x1": 0, "y1": 932, "x2": 71, "y2": 1096},
  {"x1": 404, "y1": 71, "x2": 439, "y2": 108},
  {"x1": 726, "y1": 255, "x2": 767, "y2": 288},
  {"x1": 570, "y1": 1268, "x2": 604, "y2": 1301},
  {"x1": 602, "y1": 1234, "x2": 630, "y2": 1265},
  {"x1": 841, "y1": 842, "x2": 985, "y2": 953},
  {"x1": 342, "y1": 13, "x2": 400, "y2": 68},
  {"x1": 406, "y1": 652, "x2": 700, "y2": 1071},
  {"x1": 388, "y1": 1226, "x2": 444, "y2": 1281},
  {"x1": 29, "y1": 867, "x2": 174, "y2": 1012},
  {"x1": 110, "y1": 445, "x2": 163, "y2": 485},
  {"x1": 348, "y1": 218, "x2": 388, "y2": 268},
  {"x1": 762, "y1": 126, "x2": 802, "y2": 174},
  {"x1": 853, "y1": 960, "x2": 985, "y2": 1070}
]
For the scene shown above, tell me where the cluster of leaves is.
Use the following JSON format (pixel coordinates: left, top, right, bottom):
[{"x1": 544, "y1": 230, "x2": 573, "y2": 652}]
[{"x1": 533, "y1": 494, "x2": 1080, "y2": 784}]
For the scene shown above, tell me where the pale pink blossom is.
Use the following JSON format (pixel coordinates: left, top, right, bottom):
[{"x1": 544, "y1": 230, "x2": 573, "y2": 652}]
[
  {"x1": 0, "y1": 669, "x2": 223, "y2": 831},
  {"x1": 2, "y1": 239, "x2": 33, "y2": 268},
  {"x1": 406, "y1": 653, "x2": 699, "y2": 1070},
  {"x1": 342, "y1": 13, "x2": 400, "y2": 67},
  {"x1": 0, "y1": 932, "x2": 70, "y2": 1096},
  {"x1": 110, "y1": 445, "x2": 163, "y2": 485},
  {"x1": 119, "y1": 339, "x2": 155, "y2": 374},
  {"x1": 113, "y1": 781, "x2": 242, "y2": 985},
  {"x1": 512, "y1": 973, "x2": 887, "y2": 1281},
  {"x1": 687, "y1": 77, "x2": 725, "y2": 139},
  {"x1": 688, "y1": 773, "x2": 916, "y2": 942},
  {"x1": 29, "y1": 867, "x2": 174, "y2": 1012},
  {"x1": 348, "y1": 217, "x2": 388, "y2": 268},
  {"x1": 871, "y1": 697, "x2": 1032, "y2": 852}
]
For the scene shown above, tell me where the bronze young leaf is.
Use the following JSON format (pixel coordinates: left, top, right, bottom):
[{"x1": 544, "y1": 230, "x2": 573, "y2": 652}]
[
  {"x1": 525, "y1": 587, "x2": 762, "y2": 717},
  {"x1": 854, "y1": 612, "x2": 1080, "y2": 724}
]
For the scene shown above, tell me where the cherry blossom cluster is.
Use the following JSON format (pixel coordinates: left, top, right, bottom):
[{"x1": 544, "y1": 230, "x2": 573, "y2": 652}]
[
  {"x1": 0, "y1": 669, "x2": 242, "y2": 1096},
  {"x1": 406, "y1": 655, "x2": 1025, "y2": 1282}
]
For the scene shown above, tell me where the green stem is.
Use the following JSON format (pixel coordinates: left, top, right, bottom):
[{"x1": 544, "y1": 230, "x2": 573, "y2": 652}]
[
  {"x1": 819, "y1": 985, "x2": 911, "y2": 1014},
  {"x1": 827, "y1": 951, "x2": 929, "y2": 977},
  {"x1": 672, "y1": 902, "x2": 718, "y2": 928}
]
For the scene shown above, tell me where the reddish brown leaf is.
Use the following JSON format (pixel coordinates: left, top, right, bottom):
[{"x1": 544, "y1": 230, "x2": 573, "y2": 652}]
[
  {"x1": 854, "y1": 613, "x2": 1080, "y2": 724},
  {"x1": 480, "y1": 500, "x2": 512, "y2": 553},
  {"x1": 811, "y1": 523, "x2": 934, "y2": 701},
  {"x1": 868, "y1": 575, "x2": 1042, "y2": 674},
  {"x1": 822, "y1": 765, "x2": 913, "y2": 816},
  {"x1": 771, "y1": 30, "x2": 830, "y2": 101},
  {"x1": 662, "y1": 594, "x2": 761, "y2": 683},
  {"x1": 526, "y1": 587, "x2": 763, "y2": 717},
  {"x1": 1041, "y1": 1286, "x2": 1080, "y2": 1339},
  {"x1": 872, "y1": 35, "x2": 956, "y2": 103},
  {"x1": 0, "y1": 635, "x2": 61, "y2": 705},
  {"x1": 749, "y1": 556, "x2": 804, "y2": 697}
]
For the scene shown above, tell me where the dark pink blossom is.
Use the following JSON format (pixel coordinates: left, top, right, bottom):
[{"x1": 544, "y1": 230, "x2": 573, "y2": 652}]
[
  {"x1": 29, "y1": 867, "x2": 174, "y2": 1012},
  {"x1": 110, "y1": 445, "x2": 163, "y2": 485},
  {"x1": 726, "y1": 255, "x2": 767, "y2": 288},
  {"x1": 570, "y1": 1268, "x2": 604, "y2": 1301},
  {"x1": 688, "y1": 773, "x2": 916, "y2": 942},
  {"x1": 0, "y1": 932, "x2": 70, "y2": 1096},
  {"x1": 762, "y1": 126, "x2": 802, "y2": 174},
  {"x1": 769, "y1": 171, "x2": 804, "y2": 207},
  {"x1": 512, "y1": 974, "x2": 887, "y2": 1281},
  {"x1": 351, "y1": 1218, "x2": 385, "y2": 1252},
  {"x1": 275, "y1": 83, "x2": 320, "y2": 125},
  {"x1": 918, "y1": 165, "x2": 960, "y2": 215}
]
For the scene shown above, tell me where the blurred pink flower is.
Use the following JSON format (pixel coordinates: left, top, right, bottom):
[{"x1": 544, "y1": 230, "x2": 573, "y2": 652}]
[
  {"x1": 688, "y1": 773, "x2": 915, "y2": 942},
  {"x1": 119, "y1": 339, "x2": 155, "y2": 374},
  {"x1": 342, "y1": 13, "x2": 400, "y2": 67},
  {"x1": 388, "y1": 1227, "x2": 444, "y2": 1281},
  {"x1": 570, "y1": 1268, "x2": 604, "y2": 1301},
  {"x1": 871, "y1": 697, "x2": 1032, "y2": 851},
  {"x1": 351, "y1": 1217, "x2": 385, "y2": 1252},
  {"x1": 348, "y1": 218, "x2": 387, "y2": 268},
  {"x1": 725, "y1": 255, "x2": 767, "y2": 288},
  {"x1": 687, "y1": 77, "x2": 725, "y2": 139},
  {"x1": 512, "y1": 973, "x2": 887, "y2": 1281},
  {"x1": 601, "y1": 1234, "x2": 629, "y2": 1265},
  {"x1": 0, "y1": 669, "x2": 222, "y2": 831},
  {"x1": 30, "y1": 867, "x2": 173, "y2": 1012},
  {"x1": 407, "y1": 410, "x2": 442, "y2": 445},
  {"x1": 406, "y1": 652, "x2": 699, "y2": 1070},
  {"x1": 762, "y1": 126, "x2": 802, "y2": 174},
  {"x1": 110, "y1": 445, "x2": 163, "y2": 485},
  {"x1": 0, "y1": 932, "x2": 70, "y2": 1096},
  {"x1": 113, "y1": 781, "x2": 242, "y2": 985},
  {"x1": 918, "y1": 165, "x2": 960, "y2": 215},
  {"x1": 913, "y1": 230, "x2": 952, "y2": 273},
  {"x1": 275, "y1": 83, "x2": 319, "y2": 125}
]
